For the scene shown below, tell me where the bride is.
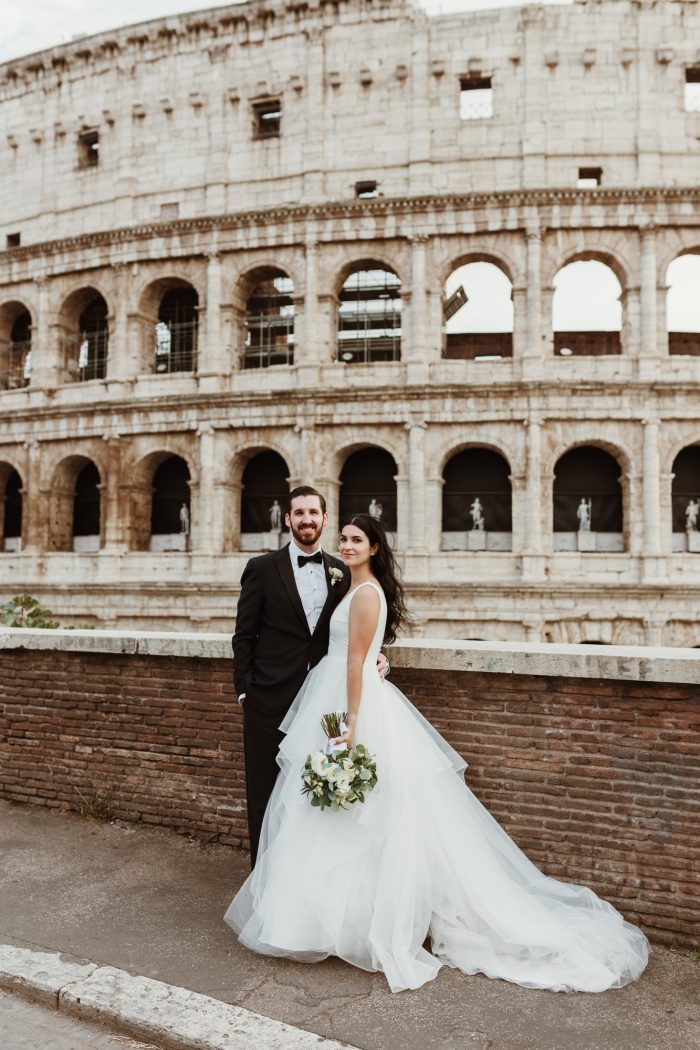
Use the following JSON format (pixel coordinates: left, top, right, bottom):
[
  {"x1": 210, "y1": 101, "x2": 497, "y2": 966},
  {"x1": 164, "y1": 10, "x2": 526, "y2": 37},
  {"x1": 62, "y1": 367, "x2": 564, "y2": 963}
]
[{"x1": 224, "y1": 514, "x2": 649, "y2": 994}]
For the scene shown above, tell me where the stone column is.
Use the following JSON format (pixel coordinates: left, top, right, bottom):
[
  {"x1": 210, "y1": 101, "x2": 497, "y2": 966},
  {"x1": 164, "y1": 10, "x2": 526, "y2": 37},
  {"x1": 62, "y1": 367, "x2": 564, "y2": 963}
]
[
  {"x1": 102, "y1": 435, "x2": 125, "y2": 551},
  {"x1": 21, "y1": 440, "x2": 43, "y2": 551},
  {"x1": 407, "y1": 421, "x2": 427, "y2": 552},
  {"x1": 199, "y1": 252, "x2": 226, "y2": 377},
  {"x1": 409, "y1": 235, "x2": 428, "y2": 360},
  {"x1": 641, "y1": 418, "x2": 667, "y2": 582},
  {"x1": 522, "y1": 418, "x2": 546, "y2": 580},
  {"x1": 29, "y1": 278, "x2": 61, "y2": 389},
  {"x1": 395, "y1": 473, "x2": 410, "y2": 553},
  {"x1": 298, "y1": 239, "x2": 320, "y2": 371},
  {"x1": 522, "y1": 228, "x2": 544, "y2": 378},
  {"x1": 639, "y1": 227, "x2": 659, "y2": 359},
  {"x1": 511, "y1": 285, "x2": 528, "y2": 362},
  {"x1": 193, "y1": 424, "x2": 217, "y2": 554},
  {"x1": 106, "y1": 264, "x2": 132, "y2": 381},
  {"x1": 426, "y1": 474, "x2": 445, "y2": 547},
  {"x1": 318, "y1": 476, "x2": 341, "y2": 546}
]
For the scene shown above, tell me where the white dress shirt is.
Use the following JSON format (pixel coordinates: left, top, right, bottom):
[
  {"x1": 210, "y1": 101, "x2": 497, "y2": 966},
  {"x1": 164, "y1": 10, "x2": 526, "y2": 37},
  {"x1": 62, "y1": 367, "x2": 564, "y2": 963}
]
[{"x1": 289, "y1": 539, "x2": 328, "y2": 634}]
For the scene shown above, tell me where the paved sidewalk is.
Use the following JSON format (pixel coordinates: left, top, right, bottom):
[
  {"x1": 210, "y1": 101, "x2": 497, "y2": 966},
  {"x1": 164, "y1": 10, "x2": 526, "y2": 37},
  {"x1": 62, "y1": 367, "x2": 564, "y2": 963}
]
[
  {"x1": 0, "y1": 989, "x2": 159, "y2": 1050},
  {"x1": 0, "y1": 799, "x2": 698, "y2": 1050}
]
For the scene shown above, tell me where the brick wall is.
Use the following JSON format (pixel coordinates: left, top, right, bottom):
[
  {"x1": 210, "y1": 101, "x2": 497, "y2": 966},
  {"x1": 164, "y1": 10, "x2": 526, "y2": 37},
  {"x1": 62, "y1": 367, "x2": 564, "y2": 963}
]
[{"x1": 0, "y1": 645, "x2": 698, "y2": 949}]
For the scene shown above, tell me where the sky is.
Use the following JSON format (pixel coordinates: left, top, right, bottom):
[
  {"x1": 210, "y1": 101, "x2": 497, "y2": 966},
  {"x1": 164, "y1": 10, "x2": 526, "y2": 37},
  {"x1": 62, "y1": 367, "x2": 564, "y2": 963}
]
[{"x1": 0, "y1": 0, "x2": 573, "y2": 64}]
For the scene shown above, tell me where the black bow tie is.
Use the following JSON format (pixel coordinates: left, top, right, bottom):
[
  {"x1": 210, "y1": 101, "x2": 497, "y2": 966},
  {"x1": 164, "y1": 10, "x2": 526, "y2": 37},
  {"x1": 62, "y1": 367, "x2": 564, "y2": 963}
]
[{"x1": 297, "y1": 551, "x2": 323, "y2": 568}]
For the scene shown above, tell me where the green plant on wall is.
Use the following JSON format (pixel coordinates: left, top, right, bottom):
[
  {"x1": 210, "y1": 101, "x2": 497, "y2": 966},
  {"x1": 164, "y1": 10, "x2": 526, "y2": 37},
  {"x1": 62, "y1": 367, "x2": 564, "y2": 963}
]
[{"x1": 1, "y1": 594, "x2": 60, "y2": 629}]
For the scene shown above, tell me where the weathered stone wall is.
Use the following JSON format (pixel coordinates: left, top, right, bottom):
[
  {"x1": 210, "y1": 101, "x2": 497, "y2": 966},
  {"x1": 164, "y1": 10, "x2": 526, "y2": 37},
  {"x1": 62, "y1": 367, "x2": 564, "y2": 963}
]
[
  {"x1": 0, "y1": 629, "x2": 698, "y2": 948},
  {"x1": 0, "y1": 0, "x2": 699, "y2": 642}
]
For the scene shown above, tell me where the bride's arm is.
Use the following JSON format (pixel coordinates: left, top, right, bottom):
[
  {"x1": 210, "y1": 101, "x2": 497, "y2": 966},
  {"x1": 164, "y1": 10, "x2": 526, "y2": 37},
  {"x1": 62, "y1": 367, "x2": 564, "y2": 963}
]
[{"x1": 334, "y1": 587, "x2": 380, "y2": 749}]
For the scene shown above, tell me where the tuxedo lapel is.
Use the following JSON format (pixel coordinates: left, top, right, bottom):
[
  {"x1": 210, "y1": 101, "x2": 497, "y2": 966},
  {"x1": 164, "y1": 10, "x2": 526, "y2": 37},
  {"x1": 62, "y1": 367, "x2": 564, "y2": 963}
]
[{"x1": 275, "y1": 546, "x2": 311, "y2": 635}]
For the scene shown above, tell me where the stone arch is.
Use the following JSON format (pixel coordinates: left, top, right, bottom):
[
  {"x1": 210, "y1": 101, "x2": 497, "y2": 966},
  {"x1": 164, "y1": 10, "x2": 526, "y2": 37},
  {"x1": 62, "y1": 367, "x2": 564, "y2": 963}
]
[
  {"x1": 438, "y1": 249, "x2": 517, "y2": 289},
  {"x1": 127, "y1": 448, "x2": 195, "y2": 551},
  {"x1": 57, "y1": 286, "x2": 110, "y2": 381},
  {"x1": 234, "y1": 264, "x2": 296, "y2": 370},
  {"x1": 1, "y1": 462, "x2": 23, "y2": 551},
  {"x1": 441, "y1": 256, "x2": 514, "y2": 360},
  {"x1": 551, "y1": 255, "x2": 623, "y2": 357},
  {"x1": 0, "y1": 299, "x2": 33, "y2": 389},
  {"x1": 240, "y1": 449, "x2": 291, "y2": 550},
  {"x1": 441, "y1": 446, "x2": 512, "y2": 549},
  {"x1": 545, "y1": 246, "x2": 631, "y2": 293},
  {"x1": 552, "y1": 444, "x2": 625, "y2": 551},
  {"x1": 138, "y1": 275, "x2": 201, "y2": 375},
  {"x1": 665, "y1": 251, "x2": 700, "y2": 356},
  {"x1": 335, "y1": 259, "x2": 402, "y2": 365},
  {"x1": 47, "y1": 454, "x2": 103, "y2": 551},
  {"x1": 338, "y1": 445, "x2": 398, "y2": 532}
]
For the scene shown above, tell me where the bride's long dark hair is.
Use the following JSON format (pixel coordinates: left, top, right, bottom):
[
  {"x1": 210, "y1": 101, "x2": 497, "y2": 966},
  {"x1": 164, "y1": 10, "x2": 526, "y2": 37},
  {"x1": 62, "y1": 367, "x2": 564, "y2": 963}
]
[{"x1": 342, "y1": 514, "x2": 410, "y2": 645}]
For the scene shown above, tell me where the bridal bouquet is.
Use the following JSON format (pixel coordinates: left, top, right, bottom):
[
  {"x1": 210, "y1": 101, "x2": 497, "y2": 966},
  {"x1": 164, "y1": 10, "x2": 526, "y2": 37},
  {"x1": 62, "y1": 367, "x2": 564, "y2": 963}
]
[{"x1": 301, "y1": 712, "x2": 378, "y2": 812}]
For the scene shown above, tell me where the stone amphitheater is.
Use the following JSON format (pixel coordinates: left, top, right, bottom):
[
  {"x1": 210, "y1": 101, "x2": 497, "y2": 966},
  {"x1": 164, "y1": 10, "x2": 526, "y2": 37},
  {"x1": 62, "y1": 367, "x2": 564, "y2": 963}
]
[{"x1": 1, "y1": 0, "x2": 699, "y2": 643}]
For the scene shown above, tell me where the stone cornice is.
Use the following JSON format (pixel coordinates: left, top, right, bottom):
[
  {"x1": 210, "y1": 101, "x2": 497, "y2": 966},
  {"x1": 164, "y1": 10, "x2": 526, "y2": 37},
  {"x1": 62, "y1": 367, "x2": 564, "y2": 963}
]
[
  {"x1": 1, "y1": 187, "x2": 700, "y2": 272},
  {"x1": 1, "y1": 627, "x2": 698, "y2": 684}
]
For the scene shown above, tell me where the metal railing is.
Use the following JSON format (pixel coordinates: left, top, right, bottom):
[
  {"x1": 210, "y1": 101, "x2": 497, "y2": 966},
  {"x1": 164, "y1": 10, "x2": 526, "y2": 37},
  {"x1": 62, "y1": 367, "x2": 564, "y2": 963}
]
[
  {"x1": 243, "y1": 313, "x2": 295, "y2": 369},
  {"x1": 69, "y1": 330, "x2": 108, "y2": 382},
  {"x1": 154, "y1": 321, "x2": 198, "y2": 374},
  {"x1": 0, "y1": 341, "x2": 32, "y2": 390}
]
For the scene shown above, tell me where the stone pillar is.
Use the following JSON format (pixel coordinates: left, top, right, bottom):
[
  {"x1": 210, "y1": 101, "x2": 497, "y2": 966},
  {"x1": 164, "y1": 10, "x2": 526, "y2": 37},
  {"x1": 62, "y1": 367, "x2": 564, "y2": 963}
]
[
  {"x1": 409, "y1": 236, "x2": 428, "y2": 360},
  {"x1": 29, "y1": 278, "x2": 61, "y2": 389},
  {"x1": 102, "y1": 435, "x2": 125, "y2": 551},
  {"x1": 106, "y1": 264, "x2": 132, "y2": 381},
  {"x1": 639, "y1": 227, "x2": 659, "y2": 359},
  {"x1": 298, "y1": 239, "x2": 320, "y2": 370},
  {"x1": 641, "y1": 418, "x2": 667, "y2": 582},
  {"x1": 199, "y1": 252, "x2": 226, "y2": 376},
  {"x1": 427, "y1": 474, "x2": 445, "y2": 547},
  {"x1": 21, "y1": 440, "x2": 43, "y2": 551},
  {"x1": 395, "y1": 473, "x2": 410, "y2": 553},
  {"x1": 298, "y1": 422, "x2": 317, "y2": 487},
  {"x1": 193, "y1": 424, "x2": 217, "y2": 553},
  {"x1": 511, "y1": 285, "x2": 528, "y2": 362},
  {"x1": 318, "y1": 476, "x2": 341, "y2": 546},
  {"x1": 522, "y1": 228, "x2": 544, "y2": 379},
  {"x1": 522, "y1": 418, "x2": 546, "y2": 581},
  {"x1": 407, "y1": 422, "x2": 427, "y2": 552}
]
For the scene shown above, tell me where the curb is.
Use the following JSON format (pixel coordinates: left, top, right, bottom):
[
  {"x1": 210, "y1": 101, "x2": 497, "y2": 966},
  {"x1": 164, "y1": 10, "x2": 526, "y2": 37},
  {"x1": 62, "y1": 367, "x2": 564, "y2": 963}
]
[{"x1": 0, "y1": 944, "x2": 359, "y2": 1050}]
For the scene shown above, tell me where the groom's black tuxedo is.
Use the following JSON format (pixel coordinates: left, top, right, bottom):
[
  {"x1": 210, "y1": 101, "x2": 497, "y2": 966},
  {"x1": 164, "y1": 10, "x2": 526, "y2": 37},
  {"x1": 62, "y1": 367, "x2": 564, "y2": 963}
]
[{"x1": 232, "y1": 544, "x2": 350, "y2": 864}]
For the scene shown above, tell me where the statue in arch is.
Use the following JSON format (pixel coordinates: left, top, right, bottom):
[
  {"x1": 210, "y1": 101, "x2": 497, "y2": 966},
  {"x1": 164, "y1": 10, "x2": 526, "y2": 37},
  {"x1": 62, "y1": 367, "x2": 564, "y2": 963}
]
[
  {"x1": 179, "y1": 502, "x2": 190, "y2": 535},
  {"x1": 269, "y1": 499, "x2": 282, "y2": 532},
  {"x1": 469, "y1": 497, "x2": 485, "y2": 531},
  {"x1": 368, "y1": 498, "x2": 383, "y2": 520},
  {"x1": 577, "y1": 498, "x2": 592, "y2": 532},
  {"x1": 686, "y1": 498, "x2": 700, "y2": 532}
]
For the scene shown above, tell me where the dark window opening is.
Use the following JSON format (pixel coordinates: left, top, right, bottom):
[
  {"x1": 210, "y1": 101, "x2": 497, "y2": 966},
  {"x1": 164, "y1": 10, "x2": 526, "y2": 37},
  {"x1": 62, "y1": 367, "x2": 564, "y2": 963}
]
[
  {"x1": 78, "y1": 129, "x2": 100, "y2": 168},
  {"x1": 337, "y1": 265, "x2": 402, "y2": 364},
  {"x1": 76, "y1": 296, "x2": 108, "y2": 381},
  {"x1": 151, "y1": 457, "x2": 190, "y2": 535},
  {"x1": 671, "y1": 446, "x2": 700, "y2": 532},
  {"x1": 241, "y1": 451, "x2": 289, "y2": 532},
  {"x1": 156, "y1": 287, "x2": 198, "y2": 373},
  {"x1": 355, "y1": 181, "x2": 378, "y2": 199},
  {"x1": 2, "y1": 310, "x2": 32, "y2": 389},
  {"x1": 460, "y1": 76, "x2": 493, "y2": 120},
  {"x1": 577, "y1": 167, "x2": 602, "y2": 189},
  {"x1": 442, "y1": 449, "x2": 512, "y2": 533},
  {"x1": 253, "y1": 99, "x2": 281, "y2": 139},
  {"x1": 73, "y1": 463, "x2": 101, "y2": 537},
  {"x1": 243, "y1": 271, "x2": 295, "y2": 370},
  {"x1": 339, "y1": 448, "x2": 398, "y2": 532},
  {"x1": 3, "y1": 470, "x2": 22, "y2": 539},
  {"x1": 553, "y1": 447, "x2": 623, "y2": 534},
  {"x1": 6, "y1": 233, "x2": 20, "y2": 249}
]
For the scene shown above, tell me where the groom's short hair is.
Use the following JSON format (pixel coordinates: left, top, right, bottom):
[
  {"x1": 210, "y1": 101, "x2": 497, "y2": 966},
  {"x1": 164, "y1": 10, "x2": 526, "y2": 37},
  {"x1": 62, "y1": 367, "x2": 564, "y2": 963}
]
[{"x1": 287, "y1": 486, "x2": 327, "y2": 515}]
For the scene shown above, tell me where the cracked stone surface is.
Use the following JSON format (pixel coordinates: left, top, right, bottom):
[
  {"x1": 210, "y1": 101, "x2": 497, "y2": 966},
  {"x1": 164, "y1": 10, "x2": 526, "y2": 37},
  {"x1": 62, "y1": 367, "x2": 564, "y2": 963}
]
[
  {"x1": 0, "y1": 989, "x2": 160, "y2": 1049},
  {"x1": 1, "y1": 799, "x2": 699, "y2": 1050}
]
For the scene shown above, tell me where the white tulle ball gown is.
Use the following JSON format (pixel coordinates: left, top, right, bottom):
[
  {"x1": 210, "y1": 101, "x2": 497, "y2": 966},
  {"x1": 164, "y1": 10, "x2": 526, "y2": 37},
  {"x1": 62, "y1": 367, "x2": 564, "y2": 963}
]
[{"x1": 224, "y1": 581, "x2": 649, "y2": 993}]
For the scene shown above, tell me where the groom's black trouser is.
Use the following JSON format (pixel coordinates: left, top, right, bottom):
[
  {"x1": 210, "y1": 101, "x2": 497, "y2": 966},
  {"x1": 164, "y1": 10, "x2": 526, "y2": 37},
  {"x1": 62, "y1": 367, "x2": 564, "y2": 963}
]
[{"x1": 243, "y1": 703, "x2": 285, "y2": 868}]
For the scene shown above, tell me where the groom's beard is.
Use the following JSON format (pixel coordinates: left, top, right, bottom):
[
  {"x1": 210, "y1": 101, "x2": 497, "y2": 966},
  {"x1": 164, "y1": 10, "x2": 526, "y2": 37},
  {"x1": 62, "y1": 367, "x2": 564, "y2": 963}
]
[{"x1": 289, "y1": 522, "x2": 324, "y2": 550}]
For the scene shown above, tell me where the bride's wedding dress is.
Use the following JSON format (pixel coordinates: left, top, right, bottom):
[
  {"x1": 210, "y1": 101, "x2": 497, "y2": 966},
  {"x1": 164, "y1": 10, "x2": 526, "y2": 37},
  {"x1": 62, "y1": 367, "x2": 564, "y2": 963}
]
[{"x1": 225, "y1": 582, "x2": 649, "y2": 993}]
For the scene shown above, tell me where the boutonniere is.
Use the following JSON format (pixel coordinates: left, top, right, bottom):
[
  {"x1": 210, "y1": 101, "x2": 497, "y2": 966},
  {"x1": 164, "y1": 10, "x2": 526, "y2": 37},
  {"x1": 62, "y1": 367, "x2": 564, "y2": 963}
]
[{"x1": 328, "y1": 567, "x2": 344, "y2": 587}]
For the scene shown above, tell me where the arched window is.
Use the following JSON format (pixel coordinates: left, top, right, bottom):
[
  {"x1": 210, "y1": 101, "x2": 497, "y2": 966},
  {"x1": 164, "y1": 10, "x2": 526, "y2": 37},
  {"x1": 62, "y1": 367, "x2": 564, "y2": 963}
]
[
  {"x1": 150, "y1": 456, "x2": 191, "y2": 551},
  {"x1": 2, "y1": 468, "x2": 22, "y2": 552},
  {"x1": 0, "y1": 304, "x2": 32, "y2": 390},
  {"x1": 671, "y1": 445, "x2": 700, "y2": 552},
  {"x1": 339, "y1": 448, "x2": 397, "y2": 532},
  {"x1": 72, "y1": 463, "x2": 101, "y2": 552},
  {"x1": 155, "y1": 286, "x2": 199, "y2": 373},
  {"x1": 337, "y1": 264, "x2": 401, "y2": 364},
  {"x1": 240, "y1": 451, "x2": 289, "y2": 551},
  {"x1": 76, "y1": 296, "x2": 109, "y2": 381},
  {"x1": 667, "y1": 255, "x2": 700, "y2": 356},
  {"x1": 443, "y1": 262, "x2": 513, "y2": 360},
  {"x1": 243, "y1": 269, "x2": 295, "y2": 369},
  {"x1": 553, "y1": 446, "x2": 624, "y2": 551},
  {"x1": 441, "y1": 448, "x2": 512, "y2": 550},
  {"x1": 552, "y1": 260, "x2": 622, "y2": 356}
]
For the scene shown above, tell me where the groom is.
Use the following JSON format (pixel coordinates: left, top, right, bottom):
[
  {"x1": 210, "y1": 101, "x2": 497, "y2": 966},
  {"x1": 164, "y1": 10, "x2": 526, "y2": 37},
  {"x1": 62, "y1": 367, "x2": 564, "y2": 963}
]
[{"x1": 233, "y1": 485, "x2": 352, "y2": 866}]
